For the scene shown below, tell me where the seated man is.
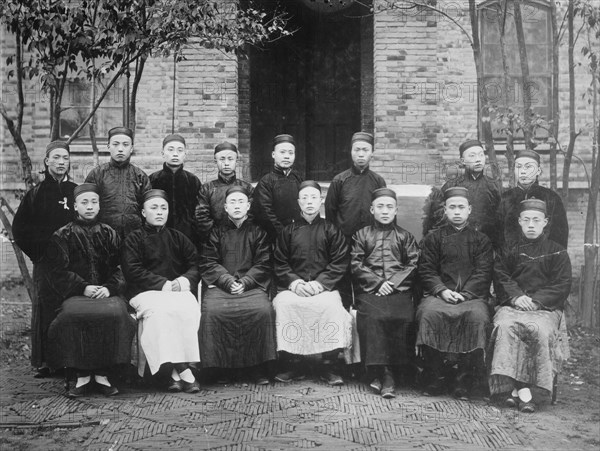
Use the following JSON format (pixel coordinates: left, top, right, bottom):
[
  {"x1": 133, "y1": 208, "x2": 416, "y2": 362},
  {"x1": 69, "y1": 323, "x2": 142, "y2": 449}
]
[
  {"x1": 490, "y1": 199, "x2": 572, "y2": 413},
  {"x1": 199, "y1": 185, "x2": 276, "y2": 384},
  {"x1": 122, "y1": 189, "x2": 201, "y2": 393},
  {"x1": 43, "y1": 183, "x2": 136, "y2": 398},
  {"x1": 273, "y1": 181, "x2": 352, "y2": 385},
  {"x1": 351, "y1": 188, "x2": 420, "y2": 399},
  {"x1": 417, "y1": 187, "x2": 493, "y2": 399}
]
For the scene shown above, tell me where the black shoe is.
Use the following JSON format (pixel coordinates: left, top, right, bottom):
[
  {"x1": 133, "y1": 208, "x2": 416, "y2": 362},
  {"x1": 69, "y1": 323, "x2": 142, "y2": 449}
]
[
  {"x1": 167, "y1": 378, "x2": 183, "y2": 392},
  {"x1": 34, "y1": 367, "x2": 50, "y2": 379},
  {"x1": 321, "y1": 371, "x2": 344, "y2": 386},
  {"x1": 274, "y1": 370, "x2": 305, "y2": 383},
  {"x1": 97, "y1": 383, "x2": 119, "y2": 397},
  {"x1": 381, "y1": 373, "x2": 396, "y2": 399},
  {"x1": 453, "y1": 372, "x2": 471, "y2": 401},
  {"x1": 369, "y1": 378, "x2": 382, "y2": 393},
  {"x1": 519, "y1": 401, "x2": 536, "y2": 413},
  {"x1": 505, "y1": 395, "x2": 519, "y2": 408},
  {"x1": 423, "y1": 378, "x2": 445, "y2": 397},
  {"x1": 181, "y1": 380, "x2": 200, "y2": 393},
  {"x1": 67, "y1": 383, "x2": 88, "y2": 398}
]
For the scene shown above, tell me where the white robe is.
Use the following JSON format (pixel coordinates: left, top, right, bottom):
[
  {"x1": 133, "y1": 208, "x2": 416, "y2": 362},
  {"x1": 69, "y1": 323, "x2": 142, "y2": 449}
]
[
  {"x1": 273, "y1": 290, "x2": 353, "y2": 355},
  {"x1": 130, "y1": 290, "x2": 200, "y2": 375}
]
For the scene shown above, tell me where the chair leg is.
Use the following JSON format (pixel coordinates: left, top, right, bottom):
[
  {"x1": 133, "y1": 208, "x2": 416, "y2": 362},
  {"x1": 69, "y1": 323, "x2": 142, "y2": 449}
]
[{"x1": 551, "y1": 373, "x2": 558, "y2": 405}]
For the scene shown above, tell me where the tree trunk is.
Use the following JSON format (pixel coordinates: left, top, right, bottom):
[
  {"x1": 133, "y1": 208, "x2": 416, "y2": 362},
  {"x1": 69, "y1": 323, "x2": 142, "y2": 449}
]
[
  {"x1": 1, "y1": 105, "x2": 34, "y2": 189},
  {"x1": 550, "y1": 0, "x2": 560, "y2": 190},
  {"x1": 562, "y1": 0, "x2": 577, "y2": 201},
  {"x1": 469, "y1": 0, "x2": 499, "y2": 180},
  {"x1": 89, "y1": 68, "x2": 100, "y2": 166},
  {"x1": 128, "y1": 55, "x2": 147, "y2": 131},
  {"x1": 513, "y1": 0, "x2": 534, "y2": 150}
]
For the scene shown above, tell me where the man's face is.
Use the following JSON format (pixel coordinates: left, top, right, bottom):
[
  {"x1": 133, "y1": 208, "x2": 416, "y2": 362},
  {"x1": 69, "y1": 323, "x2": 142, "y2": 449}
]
[
  {"x1": 461, "y1": 146, "x2": 485, "y2": 173},
  {"x1": 45, "y1": 148, "x2": 70, "y2": 179},
  {"x1": 162, "y1": 141, "x2": 186, "y2": 168},
  {"x1": 142, "y1": 197, "x2": 169, "y2": 226},
  {"x1": 370, "y1": 196, "x2": 398, "y2": 225},
  {"x1": 515, "y1": 157, "x2": 541, "y2": 187},
  {"x1": 518, "y1": 210, "x2": 548, "y2": 239},
  {"x1": 108, "y1": 134, "x2": 134, "y2": 162},
  {"x1": 272, "y1": 143, "x2": 295, "y2": 169},
  {"x1": 444, "y1": 196, "x2": 471, "y2": 227},
  {"x1": 351, "y1": 141, "x2": 373, "y2": 170},
  {"x1": 298, "y1": 187, "x2": 322, "y2": 216},
  {"x1": 74, "y1": 192, "x2": 100, "y2": 221},
  {"x1": 224, "y1": 192, "x2": 250, "y2": 220},
  {"x1": 215, "y1": 150, "x2": 238, "y2": 176}
]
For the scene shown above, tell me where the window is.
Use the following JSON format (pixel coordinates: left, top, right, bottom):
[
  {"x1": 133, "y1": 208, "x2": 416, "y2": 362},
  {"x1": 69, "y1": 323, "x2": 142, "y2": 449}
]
[
  {"x1": 479, "y1": 0, "x2": 553, "y2": 141},
  {"x1": 59, "y1": 78, "x2": 127, "y2": 141}
]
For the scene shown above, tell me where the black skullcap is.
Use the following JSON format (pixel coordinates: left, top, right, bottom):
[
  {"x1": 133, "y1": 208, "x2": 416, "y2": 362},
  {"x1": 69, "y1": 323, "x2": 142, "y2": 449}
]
[
  {"x1": 162, "y1": 134, "x2": 186, "y2": 148},
  {"x1": 45, "y1": 140, "x2": 70, "y2": 156},
  {"x1": 515, "y1": 149, "x2": 541, "y2": 164},
  {"x1": 351, "y1": 132, "x2": 374, "y2": 146},
  {"x1": 73, "y1": 183, "x2": 98, "y2": 199},
  {"x1": 298, "y1": 180, "x2": 321, "y2": 194},
  {"x1": 458, "y1": 139, "x2": 483, "y2": 157},
  {"x1": 520, "y1": 198, "x2": 547, "y2": 215},
  {"x1": 273, "y1": 134, "x2": 295, "y2": 147},
  {"x1": 108, "y1": 126, "x2": 134, "y2": 141},
  {"x1": 143, "y1": 189, "x2": 168, "y2": 203},
  {"x1": 371, "y1": 187, "x2": 397, "y2": 202},
  {"x1": 215, "y1": 141, "x2": 238, "y2": 154},
  {"x1": 444, "y1": 186, "x2": 469, "y2": 201},
  {"x1": 225, "y1": 185, "x2": 249, "y2": 199}
]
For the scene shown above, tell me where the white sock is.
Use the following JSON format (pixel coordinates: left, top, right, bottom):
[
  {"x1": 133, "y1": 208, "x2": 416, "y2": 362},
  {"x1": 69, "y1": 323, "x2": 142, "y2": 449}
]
[
  {"x1": 179, "y1": 368, "x2": 195, "y2": 383},
  {"x1": 517, "y1": 387, "x2": 532, "y2": 403},
  {"x1": 511, "y1": 388, "x2": 518, "y2": 398},
  {"x1": 94, "y1": 375, "x2": 111, "y2": 387},
  {"x1": 75, "y1": 375, "x2": 91, "y2": 388},
  {"x1": 171, "y1": 368, "x2": 181, "y2": 381}
]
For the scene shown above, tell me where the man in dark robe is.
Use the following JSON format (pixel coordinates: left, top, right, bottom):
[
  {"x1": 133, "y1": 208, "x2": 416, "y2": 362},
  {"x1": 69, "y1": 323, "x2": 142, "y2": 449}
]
[
  {"x1": 195, "y1": 141, "x2": 253, "y2": 242},
  {"x1": 498, "y1": 149, "x2": 568, "y2": 249},
  {"x1": 149, "y1": 133, "x2": 202, "y2": 245},
  {"x1": 351, "y1": 188, "x2": 420, "y2": 398},
  {"x1": 85, "y1": 126, "x2": 151, "y2": 239},
  {"x1": 422, "y1": 139, "x2": 501, "y2": 247},
  {"x1": 417, "y1": 186, "x2": 493, "y2": 399},
  {"x1": 325, "y1": 132, "x2": 387, "y2": 242},
  {"x1": 273, "y1": 181, "x2": 352, "y2": 385},
  {"x1": 13, "y1": 140, "x2": 77, "y2": 373},
  {"x1": 490, "y1": 199, "x2": 571, "y2": 413},
  {"x1": 42, "y1": 184, "x2": 135, "y2": 397},
  {"x1": 199, "y1": 185, "x2": 275, "y2": 384},
  {"x1": 121, "y1": 189, "x2": 201, "y2": 393},
  {"x1": 251, "y1": 134, "x2": 303, "y2": 241}
]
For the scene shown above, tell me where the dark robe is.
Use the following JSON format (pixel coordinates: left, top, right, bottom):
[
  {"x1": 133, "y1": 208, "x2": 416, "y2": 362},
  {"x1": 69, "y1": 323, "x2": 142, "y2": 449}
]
[
  {"x1": 42, "y1": 219, "x2": 135, "y2": 370},
  {"x1": 432, "y1": 170, "x2": 502, "y2": 247},
  {"x1": 149, "y1": 164, "x2": 202, "y2": 245},
  {"x1": 325, "y1": 166, "x2": 387, "y2": 240},
  {"x1": 121, "y1": 224, "x2": 200, "y2": 299},
  {"x1": 85, "y1": 159, "x2": 151, "y2": 239},
  {"x1": 12, "y1": 171, "x2": 77, "y2": 367},
  {"x1": 199, "y1": 218, "x2": 275, "y2": 368},
  {"x1": 416, "y1": 223, "x2": 493, "y2": 353},
  {"x1": 498, "y1": 181, "x2": 569, "y2": 249},
  {"x1": 195, "y1": 172, "x2": 254, "y2": 241},
  {"x1": 494, "y1": 234, "x2": 572, "y2": 311},
  {"x1": 351, "y1": 222, "x2": 420, "y2": 366},
  {"x1": 274, "y1": 216, "x2": 349, "y2": 292},
  {"x1": 251, "y1": 166, "x2": 303, "y2": 240}
]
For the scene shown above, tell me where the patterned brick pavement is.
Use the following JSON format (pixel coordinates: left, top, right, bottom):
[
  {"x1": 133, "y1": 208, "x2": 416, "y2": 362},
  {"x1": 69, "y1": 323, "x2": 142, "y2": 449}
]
[{"x1": 0, "y1": 364, "x2": 536, "y2": 450}]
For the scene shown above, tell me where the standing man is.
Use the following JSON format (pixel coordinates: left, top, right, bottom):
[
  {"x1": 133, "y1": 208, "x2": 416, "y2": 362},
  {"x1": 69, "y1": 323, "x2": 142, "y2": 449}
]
[
  {"x1": 424, "y1": 139, "x2": 501, "y2": 246},
  {"x1": 498, "y1": 150, "x2": 568, "y2": 249},
  {"x1": 195, "y1": 141, "x2": 253, "y2": 241},
  {"x1": 417, "y1": 187, "x2": 493, "y2": 399},
  {"x1": 13, "y1": 140, "x2": 77, "y2": 374},
  {"x1": 85, "y1": 126, "x2": 151, "y2": 239},
  {"x1": 325, "y1": 132, "x2": 386, "y2": 242},
  {"x1": 149, "y1": 133, "x2": 202, "y2": 245},
  {"x1": 251, "y1": 134, "x2": 303, "y2": 241}
]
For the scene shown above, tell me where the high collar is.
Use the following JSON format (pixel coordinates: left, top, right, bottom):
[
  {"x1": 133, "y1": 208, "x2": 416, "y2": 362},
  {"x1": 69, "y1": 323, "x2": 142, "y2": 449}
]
[
  {"x1": 109, "y1": 158, "x2": 131, "y2": 169},
  {"x1": 519, "y1": 231, "x2": 546, "y2": 245},
  {"x1": 465, "y1": 168, "x2": 483, "y2": 180},
  {"x1": 43, "y1": 169, "x2": 68, "y2": 184},
  {"x1": 163, "y1": 163, "x2": 183, "y2": 175},
  {"x1": 273, "y1": 165, "x2": 293, "y2": 176},
  {"x1": 218, "y1": 172, "x2": 237, "y2": 184},
  {"x1": 143, "y1": 222, "x2": 166, "y2": 233},
  {"x1": 374, "y1": 220, "x2": 395, "y2": 231},
  {"x1": 227, "y1": 216, "x2": 248, "y2": 229},
  {"x1": 75, "y1": 216, "x2": 99, "y2": 227},
  {"x1": 517, "y1": 180, "x2": 539, "y2": 192},
  {"x1": 298, "y1": 214, "x2": 322, "y2": 225},
  {"x1": 351, "y1": 165, "x2": 370, "y2": 175},
  {"x1": 445, "y1": 221, "x2": 470, "y2": 233}
]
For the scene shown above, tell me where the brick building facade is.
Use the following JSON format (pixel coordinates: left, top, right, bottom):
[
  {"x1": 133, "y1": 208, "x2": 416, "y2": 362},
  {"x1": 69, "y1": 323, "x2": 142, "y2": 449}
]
[{"x1": 1, "y1": 0, "x2": 598, "y2": 281}]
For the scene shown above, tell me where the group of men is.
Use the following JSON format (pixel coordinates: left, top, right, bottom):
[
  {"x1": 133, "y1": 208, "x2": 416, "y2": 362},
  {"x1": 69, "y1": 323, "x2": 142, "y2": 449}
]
[{"x1": 12, "y1": 128, "x2": 571, "y2": 413}]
